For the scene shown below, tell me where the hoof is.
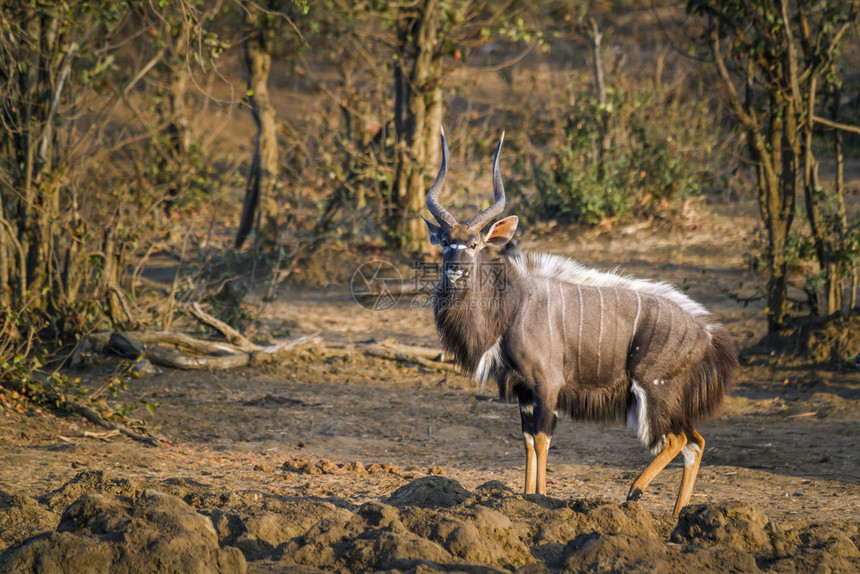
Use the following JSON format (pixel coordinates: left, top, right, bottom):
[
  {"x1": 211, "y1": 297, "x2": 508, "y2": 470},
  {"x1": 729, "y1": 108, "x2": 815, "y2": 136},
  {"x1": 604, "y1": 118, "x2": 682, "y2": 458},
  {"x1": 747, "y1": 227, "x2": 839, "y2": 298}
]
[{"x1": 627, "y1": 487, "x2": 643, "y2": 502}]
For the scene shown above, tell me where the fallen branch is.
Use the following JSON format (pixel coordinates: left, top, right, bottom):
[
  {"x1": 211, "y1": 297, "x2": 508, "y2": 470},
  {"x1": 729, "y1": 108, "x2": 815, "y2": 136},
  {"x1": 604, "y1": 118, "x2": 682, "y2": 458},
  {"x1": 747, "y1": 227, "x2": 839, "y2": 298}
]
[
  {"x1": 378, "y1": 341, "x2": 446, "y2": 361},
  {"x1": 100, "y1": 330, "x2": 320, "y2": 371},
  {"x1": 63, "y1": 396, "x2": 164, "y2": 447},
  {"x1": 364, "y1": 346, "x2": 460, "y2": 374},
  {"x1": 249, "y1": 334, "x2": 322, "y2": 367},
  {"x1": 188, "y1": 302, "x2": 259, "y2": 351},
  {"x1": 2, "y1": 376, "x2": 164, "y2": 447},
  {"x1": 115, "y1": 331, "x2": 241, "y2": 356},
  {"x1": 144, "y1": 344, "x2": 250, "y2": 370}
]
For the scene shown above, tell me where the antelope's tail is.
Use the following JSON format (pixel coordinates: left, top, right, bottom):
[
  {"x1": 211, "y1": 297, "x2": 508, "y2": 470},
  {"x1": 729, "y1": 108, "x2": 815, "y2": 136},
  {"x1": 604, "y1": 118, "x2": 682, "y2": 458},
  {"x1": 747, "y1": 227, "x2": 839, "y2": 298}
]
[{"x1": 685, "y1": 324, "x2": 738, "y2": 423}]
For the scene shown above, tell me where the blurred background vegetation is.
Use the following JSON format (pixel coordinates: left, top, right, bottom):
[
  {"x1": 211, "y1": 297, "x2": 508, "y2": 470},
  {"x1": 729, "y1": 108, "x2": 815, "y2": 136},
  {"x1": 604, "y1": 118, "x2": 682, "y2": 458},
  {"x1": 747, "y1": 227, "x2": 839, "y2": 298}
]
[{"x1": 1, "y1": 0, "x2": 858, "y2": 393}]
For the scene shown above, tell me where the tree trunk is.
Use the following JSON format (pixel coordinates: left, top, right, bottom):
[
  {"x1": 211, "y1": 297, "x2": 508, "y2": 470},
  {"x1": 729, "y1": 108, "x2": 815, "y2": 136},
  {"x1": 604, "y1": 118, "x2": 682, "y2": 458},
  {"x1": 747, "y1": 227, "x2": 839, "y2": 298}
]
[
  {"x1": 800, "y1": 68, "x2": 852, "y2": 317},
  {"x1": 753, "y1": 92, "x2": 797, "y2": 333},
  {"x1": 163, "y1": 32, "x2": 191, "y2": 212},
  {"x1": 389, "y1": 0, "x2": 441, "y2": 250},
  {"x1": 589, "y1": 16, "x2": 611, "y2": 174},
  {"x1": 236, "y1": 4, "x2": 280, "y2": 250},
  {"x1": 2, "y1": 7, "x2": 66, "y2": 314},
  {"x1": 426, "y1": 83, "x2": 443, "y2": 170}
]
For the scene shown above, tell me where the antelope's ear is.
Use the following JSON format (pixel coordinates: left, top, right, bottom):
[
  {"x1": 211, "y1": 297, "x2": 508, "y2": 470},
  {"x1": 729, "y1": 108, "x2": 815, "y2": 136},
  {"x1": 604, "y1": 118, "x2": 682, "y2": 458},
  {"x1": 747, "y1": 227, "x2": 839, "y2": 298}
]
[
  {"x1": 484, "y1": 216, "x2": 518, "y2": 246},
  {"x1": 422, "y1": 216, "x2": 444, "y2": 245}
]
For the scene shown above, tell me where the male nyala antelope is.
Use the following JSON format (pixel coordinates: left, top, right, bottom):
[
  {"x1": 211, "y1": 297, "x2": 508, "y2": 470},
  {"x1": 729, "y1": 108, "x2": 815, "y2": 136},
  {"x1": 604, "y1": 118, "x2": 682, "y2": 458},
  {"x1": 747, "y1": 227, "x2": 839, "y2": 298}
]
[{"x1": 423, "y1": 128, "x2": 737, "y2": 516}]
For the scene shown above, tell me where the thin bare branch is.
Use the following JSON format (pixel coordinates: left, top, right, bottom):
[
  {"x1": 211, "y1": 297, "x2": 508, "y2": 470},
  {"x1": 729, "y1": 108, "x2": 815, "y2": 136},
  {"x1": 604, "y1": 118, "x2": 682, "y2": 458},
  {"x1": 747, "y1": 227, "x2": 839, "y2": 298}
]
[{"x1": 812, "y1": 114, "x2": 860, "y2": 135}]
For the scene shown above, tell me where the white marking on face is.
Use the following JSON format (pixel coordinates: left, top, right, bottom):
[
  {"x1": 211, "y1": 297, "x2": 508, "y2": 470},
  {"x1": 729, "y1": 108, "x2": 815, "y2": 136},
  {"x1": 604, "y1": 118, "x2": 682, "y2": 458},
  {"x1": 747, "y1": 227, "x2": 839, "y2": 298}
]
[
  {"x1": 627, "y1": 380, "x2": 651, "y2": 447},
  {"x1": 443, "y1": 243, "x2": 468, "y2": 255},
  {"x1": 681, "y1": 443, "x2": 702, "y2": 467}
]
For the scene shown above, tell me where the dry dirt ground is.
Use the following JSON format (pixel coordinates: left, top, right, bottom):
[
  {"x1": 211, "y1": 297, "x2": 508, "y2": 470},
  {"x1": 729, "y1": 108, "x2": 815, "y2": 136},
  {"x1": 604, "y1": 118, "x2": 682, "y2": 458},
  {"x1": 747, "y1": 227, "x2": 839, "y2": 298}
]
[{"x1": 1, "y1": 200, "x2": 859, "y2": 573}]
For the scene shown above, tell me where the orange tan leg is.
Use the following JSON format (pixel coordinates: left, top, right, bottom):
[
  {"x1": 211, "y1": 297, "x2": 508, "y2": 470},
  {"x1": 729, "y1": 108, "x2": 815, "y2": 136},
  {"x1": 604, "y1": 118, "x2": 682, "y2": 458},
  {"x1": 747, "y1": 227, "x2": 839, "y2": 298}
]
[
  {"x1": 627, "y1": 432, "x2": 687, "y2": 504},
  {"x1": 523, "y1": 434, "x2": 537, "y2": 494},
  {"x1": 673, "y1": 428, "x2": 705, "y2": 516},
  {"x1": 534, "y1": 432, "x2": 551, "y2": 495}
]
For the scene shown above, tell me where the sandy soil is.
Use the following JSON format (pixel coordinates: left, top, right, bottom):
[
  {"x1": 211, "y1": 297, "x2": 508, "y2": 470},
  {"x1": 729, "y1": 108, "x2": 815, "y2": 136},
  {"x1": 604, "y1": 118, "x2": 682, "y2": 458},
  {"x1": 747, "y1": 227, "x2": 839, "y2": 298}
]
[{"x1": 1, "y1": 199, "x2": 859, "y2": 572}]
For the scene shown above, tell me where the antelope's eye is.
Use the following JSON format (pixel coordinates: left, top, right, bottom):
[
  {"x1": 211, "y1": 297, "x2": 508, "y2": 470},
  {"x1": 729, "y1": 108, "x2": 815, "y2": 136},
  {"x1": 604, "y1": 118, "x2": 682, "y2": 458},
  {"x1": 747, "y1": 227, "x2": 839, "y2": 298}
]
[
  {"x1": 468, "y1": 243, "x2": 477, "y2": 249},
  {"x1": 441, "y1": 239, "x2": 449, "y2": 247}
]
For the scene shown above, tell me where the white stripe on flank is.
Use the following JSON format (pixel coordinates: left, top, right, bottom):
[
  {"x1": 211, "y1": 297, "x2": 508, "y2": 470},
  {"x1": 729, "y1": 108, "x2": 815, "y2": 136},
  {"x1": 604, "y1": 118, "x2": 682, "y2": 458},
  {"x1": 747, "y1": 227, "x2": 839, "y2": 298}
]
[
  {"x1": 597, "y1": 287, "x2": 604, "y2": 380},
  {"x1": 560, "y1": 283, "x2": 567, "y2": 344},
  {"x1": 633, "y1": 292, "x2": 642, "y2": 333},
  {"x1": 681, "y1": 443, "x2": 702, "y2": 467},
  {"x1": 576, "y1": 284, "x2": 583, "y2": 381},
  {"x1": 520, "y1": 296, "x2": 529, "y2": 350},
  {"x1": 629, "y1": 291, "x2": 642, "y2": 359},
  {"x1": 545, "y1": 279, "x2": 553, "y2": 343}
]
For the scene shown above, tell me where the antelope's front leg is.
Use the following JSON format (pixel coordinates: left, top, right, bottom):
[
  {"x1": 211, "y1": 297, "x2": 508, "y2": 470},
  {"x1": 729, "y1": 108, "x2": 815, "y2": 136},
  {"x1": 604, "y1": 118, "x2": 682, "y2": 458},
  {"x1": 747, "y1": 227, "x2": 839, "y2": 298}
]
[
  {"x1": 518, "y1": 393, "x2": 537, "y2": 494},
  {"x1": 532, "y1": 395, "x2": 558, "y2": 496}
]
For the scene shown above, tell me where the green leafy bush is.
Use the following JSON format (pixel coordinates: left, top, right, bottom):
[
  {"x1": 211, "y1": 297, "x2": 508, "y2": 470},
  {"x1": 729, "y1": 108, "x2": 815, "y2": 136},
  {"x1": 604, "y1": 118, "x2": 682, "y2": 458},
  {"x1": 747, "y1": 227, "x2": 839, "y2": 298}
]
[{"x1": 528, "y1": 81, "x2": 716, "y2": 225}]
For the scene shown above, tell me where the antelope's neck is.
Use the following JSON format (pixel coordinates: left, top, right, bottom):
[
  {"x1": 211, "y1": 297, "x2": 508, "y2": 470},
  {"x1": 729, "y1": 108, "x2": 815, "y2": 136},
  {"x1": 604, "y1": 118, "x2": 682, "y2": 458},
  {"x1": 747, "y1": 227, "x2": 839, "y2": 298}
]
[{"x1": 433, "y1": 257, "x2": 515, "y2": 373}]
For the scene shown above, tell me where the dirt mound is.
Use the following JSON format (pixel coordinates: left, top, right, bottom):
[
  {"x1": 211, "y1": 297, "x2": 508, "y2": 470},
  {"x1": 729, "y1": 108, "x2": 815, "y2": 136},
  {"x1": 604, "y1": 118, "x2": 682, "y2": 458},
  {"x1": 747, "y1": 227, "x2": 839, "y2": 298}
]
[
  {"x1": 796, "y1": 315, "x2": 860, "y2": 365},
  {"x1": 37, "y1": 470, "x2": 147, "y2": 513},
  {"x1": 749, "y1": 314, "x2": 860, "y2": 366},
  {"x1": 0, "y1": 492, "x2": 60, "y2": 554},
  {"x1": 1, "y1": 489, "x2": 245, "y2": 574},
  {"x1": 2, "y1": 471, "x2": 859, "y2": 573},
  {"x1": 207, "y1": 499, "x2": 350, "y2": 561},
  {"x1": 387, "y1": 475, "x2": 473, "y2": 509},
  {"x1": 672, "y1": 501, "x2": 793, "y2": 555},
  {"x1": 550, "y1": 532, "x2": 760, "y2": 573}
]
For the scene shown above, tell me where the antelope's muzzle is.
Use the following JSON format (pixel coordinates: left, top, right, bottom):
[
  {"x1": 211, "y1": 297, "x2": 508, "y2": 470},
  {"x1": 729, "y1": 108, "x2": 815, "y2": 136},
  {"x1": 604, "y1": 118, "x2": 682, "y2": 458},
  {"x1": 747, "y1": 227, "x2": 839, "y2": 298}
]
[{"x1": 445, "y1": 263, "x2": 469, "y2": 285}]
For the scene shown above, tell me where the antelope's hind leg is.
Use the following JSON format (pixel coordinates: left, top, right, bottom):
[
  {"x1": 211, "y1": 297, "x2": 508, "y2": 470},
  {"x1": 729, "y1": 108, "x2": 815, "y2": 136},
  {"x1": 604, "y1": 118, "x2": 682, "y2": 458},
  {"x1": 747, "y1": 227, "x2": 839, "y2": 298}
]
[
  {"x1": 674, "y1": 428, "x2": 705, "y2": 516},
  {"x1": 626, "y1": 432, "x2": 687, "y2": 505}
]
